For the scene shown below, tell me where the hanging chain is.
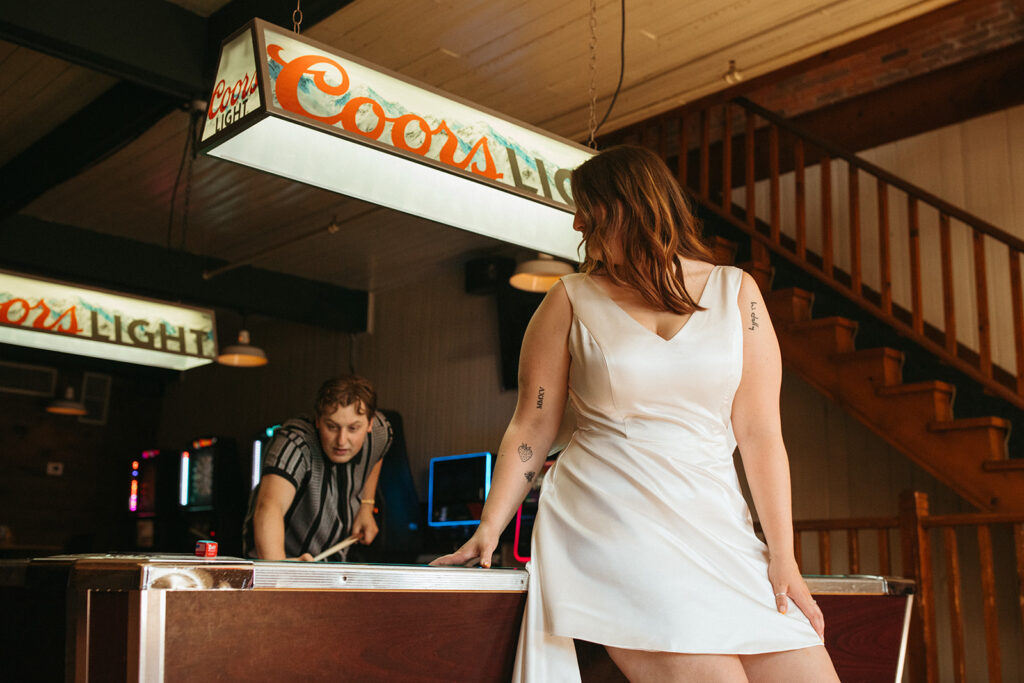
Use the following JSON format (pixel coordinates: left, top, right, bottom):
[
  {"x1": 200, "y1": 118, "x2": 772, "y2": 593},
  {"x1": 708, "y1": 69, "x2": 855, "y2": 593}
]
[
  {"x1": 586, "y1": 0, "x2": 598, "y2": 149},
  {"x1": 292, "y1": 0, "x2": 303, "y2": 33}
]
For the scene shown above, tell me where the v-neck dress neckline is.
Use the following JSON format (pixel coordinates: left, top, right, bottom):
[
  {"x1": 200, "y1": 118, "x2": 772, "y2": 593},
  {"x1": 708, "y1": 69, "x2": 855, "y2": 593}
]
[{"x1": 581, "y1": 265, "x2": 722, "y2": 343}]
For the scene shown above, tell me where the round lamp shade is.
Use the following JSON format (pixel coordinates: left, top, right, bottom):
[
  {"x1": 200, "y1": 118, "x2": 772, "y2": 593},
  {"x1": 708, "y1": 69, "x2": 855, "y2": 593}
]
[
  {"x1": 217, "y1": 329, "x2": 268, "y2": 367},
  {"x1": 46, "y1": 386, "x2": 88, "y2": 416},
  {"x1": 509, "y1": 254, "x2": 575, "y2": 292}
]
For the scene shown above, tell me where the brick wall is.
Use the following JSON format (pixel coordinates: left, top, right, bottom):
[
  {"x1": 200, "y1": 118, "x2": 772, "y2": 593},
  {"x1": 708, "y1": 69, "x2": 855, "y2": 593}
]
[{"x1": 749, "y1": 0, "x2": 1024, "y2": 118}]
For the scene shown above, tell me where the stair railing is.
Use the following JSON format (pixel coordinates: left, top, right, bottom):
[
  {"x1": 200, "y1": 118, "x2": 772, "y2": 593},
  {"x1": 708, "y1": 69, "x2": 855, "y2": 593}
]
[
  {"x1": 756, "y1": 491, "x2": 1024, "y2": 682},
  {"x1": 604, "y1": 98, "x2": 1024, "y2": 412}
]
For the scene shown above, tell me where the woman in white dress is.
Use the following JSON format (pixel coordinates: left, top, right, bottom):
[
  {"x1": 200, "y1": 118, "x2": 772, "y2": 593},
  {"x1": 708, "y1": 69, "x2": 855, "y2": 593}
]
[{"x1": 433, "y1": 146, "x2": 839, "y2": 682}]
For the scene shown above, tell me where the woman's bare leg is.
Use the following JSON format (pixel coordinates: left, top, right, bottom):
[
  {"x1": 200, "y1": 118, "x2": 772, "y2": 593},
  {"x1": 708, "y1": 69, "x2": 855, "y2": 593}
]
[
  {"x1": 605, "y1": 646, "x2": 748, "y2": 682},
  {"x1": 740, "y1": 645, "x2": 839, "y2": 683}
]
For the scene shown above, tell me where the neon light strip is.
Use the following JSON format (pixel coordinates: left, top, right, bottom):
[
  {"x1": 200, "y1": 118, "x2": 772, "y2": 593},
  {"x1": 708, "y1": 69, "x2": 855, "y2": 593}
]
[
  {"x1": 513, "y1": 505, "x2": 529, "y2": 563},
  {"x1": 129, "y1": 478, "x2": 138, "y2": 512},
  {"x1": 179, "y1": 451, "x2": 190, "y2": 506},
  {"x1": 251, "y1": 440, "x2": 262, "y2": 489}
]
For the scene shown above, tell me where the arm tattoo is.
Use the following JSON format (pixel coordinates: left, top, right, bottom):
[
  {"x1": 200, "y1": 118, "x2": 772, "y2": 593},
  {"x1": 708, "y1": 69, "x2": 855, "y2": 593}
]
[
  {"x1": 518, "y1": 442, "x2": 534, "y2": 462},
  {"x1": 536, "y1": 386, "x2": 545, "y2": 409},
  {"x1": 524, "y1": 471, "x2": 536, "y2": 483},
  {"x1": 749, "y1": 301, "x2": 759, "y2": 331}
]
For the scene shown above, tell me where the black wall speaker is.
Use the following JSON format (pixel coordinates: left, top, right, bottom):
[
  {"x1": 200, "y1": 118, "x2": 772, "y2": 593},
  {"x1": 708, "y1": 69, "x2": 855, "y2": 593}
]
[{"x1": 464, "y1": 256, "x2": 516, "y2": 296}]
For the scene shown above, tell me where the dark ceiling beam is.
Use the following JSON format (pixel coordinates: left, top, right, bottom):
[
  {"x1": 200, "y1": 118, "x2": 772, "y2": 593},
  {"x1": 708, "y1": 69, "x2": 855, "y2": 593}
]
[
  {"x1": 0, "y1": 0, "x2": 353, "y2": 221},
  {"x1": 0, "y1": 82, "x2": 180, "y2": 219},
  {"x1": 0, "y1": 0, "x2": 207, "y2": 99},
  {"x1": 0, "y1": 215, "x2": 368, "y2": 333}
]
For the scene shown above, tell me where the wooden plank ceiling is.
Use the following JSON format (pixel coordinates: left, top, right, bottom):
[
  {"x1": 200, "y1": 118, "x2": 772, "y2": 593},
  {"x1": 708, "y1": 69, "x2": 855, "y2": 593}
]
[{"x1": 16, "y1": 0, "x2": 956, "y2": 292}]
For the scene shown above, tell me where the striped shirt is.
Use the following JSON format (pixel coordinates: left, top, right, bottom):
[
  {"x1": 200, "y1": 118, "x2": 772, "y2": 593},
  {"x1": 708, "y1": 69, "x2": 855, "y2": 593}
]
[{"x1": 243, "y1": 412, "x2": 392, "y2": 561}]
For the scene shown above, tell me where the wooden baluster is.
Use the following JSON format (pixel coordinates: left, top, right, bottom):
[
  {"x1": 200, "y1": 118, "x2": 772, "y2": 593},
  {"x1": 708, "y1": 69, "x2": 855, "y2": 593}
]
[
  {"x1": 770, "y1": 125, "x2": 780, "y2": 243},
  {"x1": 909, "y1": 197, "x2": 924, "y2": 335},
  {"x1": 849, "y1": 165, "x2": 862, "y2": 296},
  {"x1": 700, "y1": 109, "x2": 710, "y2": 200},
  {"x1": 1010, "y1": 251, "x2": 1024, "y2": 394},
  {"x1": 794, "y1": 139, "x2": 806, "y2": 260},
  {"x1": 677, "y1": 114, "x2": 688, "y2": 191},
  {"x1": 745, "y1": 110, "x2": 756, "y2": 230},
  {"x1": 977, "y1": 525, "x2": 1002, "y2": 683},
  {"x1": 878, "y1": 179, "x2": 892, "y2": 315},
  {"x1": 819, "y1": 530, "x2": 832, "y2": 575},
  {"x1": 877, "y1": 528, "x2": 891, "y2": 575},
  {"x1": 1015, "y1": 524, "x2": 1024, "y2": 658},
  {"x1": 900, "y1": 491, "x2": 937, "y2": 683},
  {"x1": 973, "y1": 230, "x2": 992, "y2": 377},
  {"x1": 847, "y1": 528, "x2": 860, "y2": 574},
  {"x1": 794, "y1": 530, "x2": 802, "y2": 570},
  {"x1": 821, "y1": 152, "x2": 833, "y2": 277},
  {"x1": 940, "y1": 213, "x2": 957, "y2": 356},
  {"x1": 721, "y1": 104, "x2": 732, "y2": 212},
  {"x1": 943, "y1": 527, "x2": 966, "y2": 683}
]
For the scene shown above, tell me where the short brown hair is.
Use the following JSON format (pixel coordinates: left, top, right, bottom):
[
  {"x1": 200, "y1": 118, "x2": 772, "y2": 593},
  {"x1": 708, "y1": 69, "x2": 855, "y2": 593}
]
[
  {"x1": 571, "y1": 145, "x2": 714, "y2": 314},
  {"x1": 314, "y1": 375, "x2": 377, "y2": 419}
]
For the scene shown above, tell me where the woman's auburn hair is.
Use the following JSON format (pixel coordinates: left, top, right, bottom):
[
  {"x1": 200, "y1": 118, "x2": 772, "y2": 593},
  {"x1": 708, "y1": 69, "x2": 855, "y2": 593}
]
[{"x1": 570, "y1": 144, "x2": 715, "y2": 314}]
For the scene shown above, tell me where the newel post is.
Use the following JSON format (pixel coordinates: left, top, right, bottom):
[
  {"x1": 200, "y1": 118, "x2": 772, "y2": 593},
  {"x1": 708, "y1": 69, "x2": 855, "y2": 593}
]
[{"x1": 900, "y1": 490, "x2": 937, "y2": 683}]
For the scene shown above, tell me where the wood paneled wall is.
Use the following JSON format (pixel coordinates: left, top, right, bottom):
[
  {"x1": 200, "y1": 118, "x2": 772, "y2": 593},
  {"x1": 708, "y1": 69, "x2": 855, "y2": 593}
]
[{"x1": 0, "y1": 359, "x2": 162, "y2": 551}]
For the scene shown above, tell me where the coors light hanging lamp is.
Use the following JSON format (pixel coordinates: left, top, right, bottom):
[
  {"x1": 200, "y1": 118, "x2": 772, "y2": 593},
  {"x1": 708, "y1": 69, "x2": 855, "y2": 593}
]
[{"x1": 198, "y1": 18, "x2": 593, "y2": 261}]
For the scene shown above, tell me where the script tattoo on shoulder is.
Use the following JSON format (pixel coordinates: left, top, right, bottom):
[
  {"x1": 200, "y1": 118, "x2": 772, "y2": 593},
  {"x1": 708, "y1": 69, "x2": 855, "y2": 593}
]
[
  {"x1": 518, "y1": 442, "x2": 534, "y2": 462},
  {"x1": 749, "y1": 301, "x2": 759, "y2": 331},
  {"x1": 536, "y1": 386, "x2": 545, "y2": 409},
  {"x1": 524, "y1": 471, "x2": 536, "y2": 483}
]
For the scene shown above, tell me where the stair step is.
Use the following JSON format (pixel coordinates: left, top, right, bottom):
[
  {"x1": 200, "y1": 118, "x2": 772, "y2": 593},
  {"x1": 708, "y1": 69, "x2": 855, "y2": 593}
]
[
  {"x1": 739, "y1": 261, "x2": 773, "y2": 292},
  {"x1": 765, "y1": 288, "x2": 814, "y2": 324},
  {"x1": 876, "y1": 381, "x2": 955, "y2": 422},
  {"x1": 982, "y1": 460, "x2": 1024, "y2": 472},
  {"x1": 831, "y1": 347, "x2": 903, "y2": 387},
  {"x1": 928, "y1": 416, "x2": 1011, "y2": 431},
  {"x1": 712, "y1": 236, "x2": 738, "y2": 265},
  {"x1": 877, "y1": 380, "x2": 955, "y2": 397}
]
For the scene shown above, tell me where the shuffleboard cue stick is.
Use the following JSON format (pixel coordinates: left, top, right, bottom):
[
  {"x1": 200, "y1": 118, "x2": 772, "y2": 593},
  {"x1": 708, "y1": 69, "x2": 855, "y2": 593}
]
[{"x1": 311, "y1": 534, "x2": 361, "y2": 562}]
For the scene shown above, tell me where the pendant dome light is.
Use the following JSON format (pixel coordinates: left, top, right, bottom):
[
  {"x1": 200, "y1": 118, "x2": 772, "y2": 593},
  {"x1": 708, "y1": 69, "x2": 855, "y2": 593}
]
[
  {"x1": 509, "y1": 253, "x2": 575, "y2": 292},
  {"x1": 46, "y1": 386, "x2": 88, "y2": 416},
  {"x1": 216, "y1": 329, "x2": 268, "y2": 367}
]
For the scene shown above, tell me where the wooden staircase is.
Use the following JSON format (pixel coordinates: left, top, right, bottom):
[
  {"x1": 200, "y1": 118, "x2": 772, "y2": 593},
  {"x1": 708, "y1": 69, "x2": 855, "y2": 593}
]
[
  {"x1": 700, "y1": 234, "x2": 1024, "y2": 512},
  {"x1": 631, "y1": 94, "x2": 1024, "y2": 512},
  {"x1": 765, "y1": 285, "x2": 1022, "y2": 512}
]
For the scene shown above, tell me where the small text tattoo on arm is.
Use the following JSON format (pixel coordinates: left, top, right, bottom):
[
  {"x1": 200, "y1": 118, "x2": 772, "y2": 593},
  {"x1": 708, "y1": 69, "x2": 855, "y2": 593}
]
[
  {"x1": 518, "y1": 442, "x2": 534, "y2": 462},
  {"x1": 536, "y1": 386, "x2": 545, "y2": 409},
  {"x1": 749, "y1": 301, "x2": 759, "y2": 331},
  {"x1": 524, "y1": 471, "x2": 536, "y2": 483}
]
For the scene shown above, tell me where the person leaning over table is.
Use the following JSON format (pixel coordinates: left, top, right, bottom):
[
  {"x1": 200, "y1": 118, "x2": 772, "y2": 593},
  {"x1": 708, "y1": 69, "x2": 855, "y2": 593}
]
[{"x1": 242, "y1": 375, "x2": 392, "y2": 561}]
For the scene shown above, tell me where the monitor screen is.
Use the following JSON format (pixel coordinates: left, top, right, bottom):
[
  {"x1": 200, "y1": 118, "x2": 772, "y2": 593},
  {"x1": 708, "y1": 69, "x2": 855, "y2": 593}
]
[
  {"x1": 428, "y1": 452, "x2": 492, "y2": 527},
  {"x1": 180, "y1": 442, "x2": 216, "y2": 510}
]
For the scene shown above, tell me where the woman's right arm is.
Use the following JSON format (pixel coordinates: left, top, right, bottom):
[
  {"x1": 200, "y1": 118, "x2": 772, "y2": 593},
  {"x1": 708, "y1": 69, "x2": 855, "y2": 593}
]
[{"x1": 431, "y1": 280, "x2": 573, "y2": 567}]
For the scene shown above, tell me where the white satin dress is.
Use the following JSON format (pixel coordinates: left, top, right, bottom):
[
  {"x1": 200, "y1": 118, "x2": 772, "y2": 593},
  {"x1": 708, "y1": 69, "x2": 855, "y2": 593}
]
[{"x1": 512, "y1": 266, "x2": 822, "y2": 682}]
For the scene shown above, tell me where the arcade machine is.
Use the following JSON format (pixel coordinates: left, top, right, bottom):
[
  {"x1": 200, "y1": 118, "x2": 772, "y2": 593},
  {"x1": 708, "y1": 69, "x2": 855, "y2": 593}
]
[
  {"x1": 358, "y1": 409, "x2": 422, "y2": 563},
  {"x1": 126, "y1": 448, "x2": 178, "y2": 550},
  {"x1": 177, "y1": 436, "x2": 245, "y2": 556},
  {"x1": 427, "y1": 451, "x2": 493, "y2": 555}
]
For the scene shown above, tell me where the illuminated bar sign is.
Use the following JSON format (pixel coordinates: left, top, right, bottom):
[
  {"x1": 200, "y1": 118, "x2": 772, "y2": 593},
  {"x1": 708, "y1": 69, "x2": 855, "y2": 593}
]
[
  {"x1": 199, "y1": 19, "x2": 593, "y2": 261},
  {"x1": 0, "y1": 270, "x2": 217, "y2": 370}
]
